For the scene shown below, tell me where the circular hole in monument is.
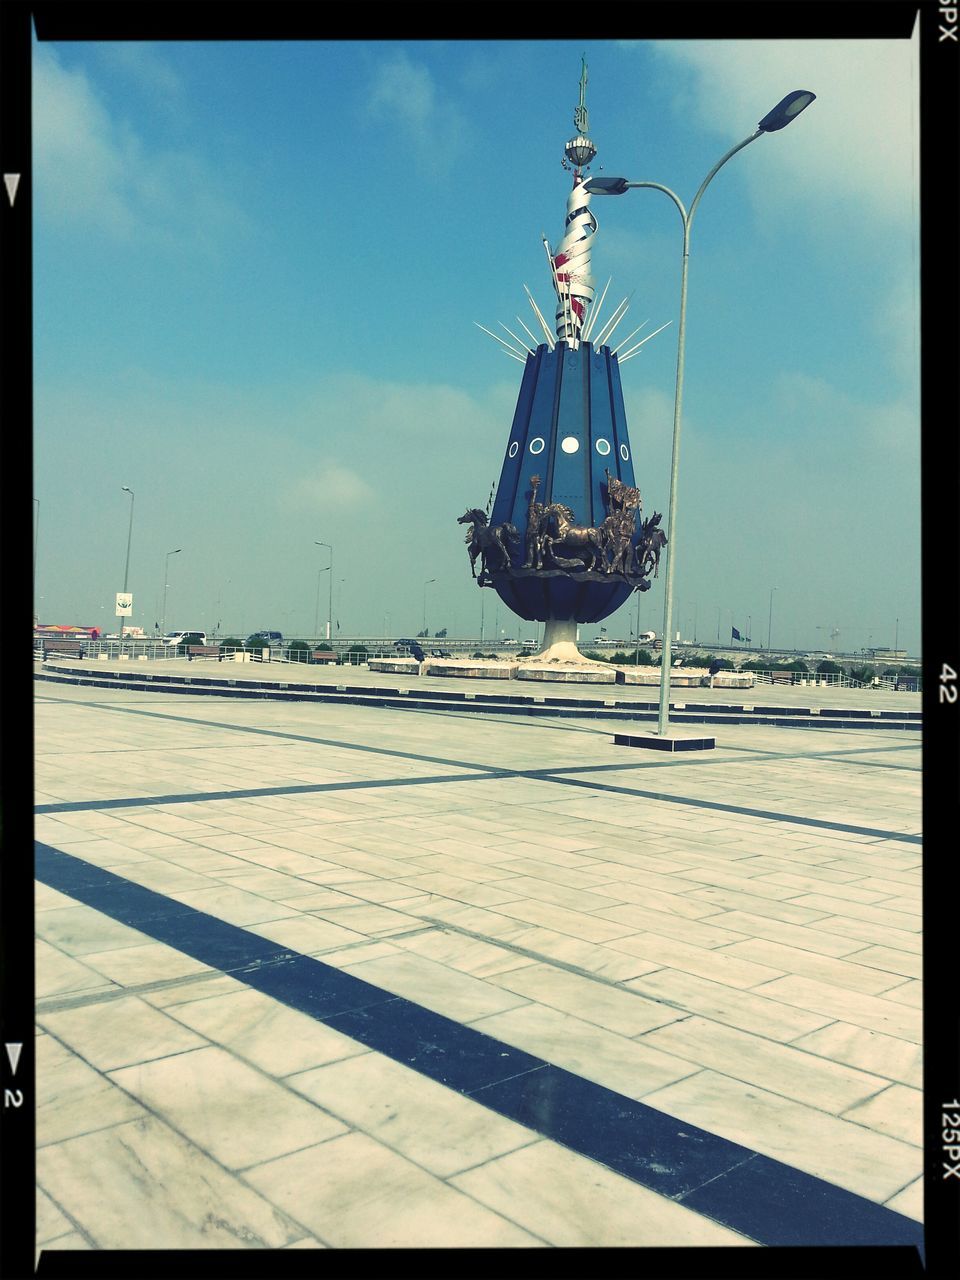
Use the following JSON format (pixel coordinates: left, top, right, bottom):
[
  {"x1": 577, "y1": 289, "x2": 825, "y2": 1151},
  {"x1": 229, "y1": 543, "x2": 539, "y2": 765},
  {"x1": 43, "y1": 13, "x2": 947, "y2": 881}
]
[
  {"x1": 560, "y1": 436, "x2": 580, "y2": 454},
  {"x1": 595, "y1": 439, "x2": 611, "y2": 456},
  {"x1": 508, "y1": 442, "x2": 519, "y2": 458},
  {"x1": 620, "y1": 444, "x2": 629, "y2": 461},
  {"x1": 530, "y1": 438, "x2": 545, "y2": 454}
]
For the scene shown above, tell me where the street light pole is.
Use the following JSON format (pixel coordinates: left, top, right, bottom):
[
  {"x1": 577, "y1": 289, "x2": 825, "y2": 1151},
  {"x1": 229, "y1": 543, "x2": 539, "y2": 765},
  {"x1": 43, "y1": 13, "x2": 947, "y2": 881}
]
[
  {"x1": 767, "y1": 588, "x2": 777, "y2": 650},
  {"x1": 33, "y1": 498, "x2": 40, "y2": 625},
  {"x1": 120, "y1": 486, "x2": 135, "y2": 644},
  {"x1": 586, "y1": 89, "x2": 815, "y2": 738},
  {"x1": 161, "y1": 548, "x2": 181, "y2": 635},
  {"x1": 315, "y1": 542, "x2": 333, "y2": 640}
]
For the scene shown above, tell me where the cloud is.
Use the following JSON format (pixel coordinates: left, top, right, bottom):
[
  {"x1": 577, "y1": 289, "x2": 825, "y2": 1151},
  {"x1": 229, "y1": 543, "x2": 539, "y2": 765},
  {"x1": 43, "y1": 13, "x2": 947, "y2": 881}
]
[
  {"x1": 32, "y1": 44, "x2": 249, "y2": 252},
  {"x1": 287, "y1": 463, "x2": 376, "y2": 512},
  {"x1": 646, "y1": 36, "x2": 919, "y2": 234},
  {"x1": 365, "y1": 50, "x2": 469, "y2": 175}
]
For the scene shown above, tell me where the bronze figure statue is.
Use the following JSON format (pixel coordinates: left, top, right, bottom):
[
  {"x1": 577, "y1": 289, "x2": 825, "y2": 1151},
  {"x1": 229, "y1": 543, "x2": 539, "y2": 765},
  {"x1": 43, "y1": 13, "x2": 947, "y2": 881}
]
[
  {"x1": 599, "y1": 508, "x2": 637, "y2": 576},
  {"x1": 522, "y1": 474, "x2": 547, "y2": 569},
  {"x1": 458, "y1": 508, "x2": 521, "y2": 579},
  {"x1": 635, "y1": 512, "x2": 667, "y2": 578}
]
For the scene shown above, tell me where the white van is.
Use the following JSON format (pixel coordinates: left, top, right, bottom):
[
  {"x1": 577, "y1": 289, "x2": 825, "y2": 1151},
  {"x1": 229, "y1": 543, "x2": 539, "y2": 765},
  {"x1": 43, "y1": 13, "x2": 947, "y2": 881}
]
[{"x1": 162, "y1": 631, "x2": 207, "y2": 647}]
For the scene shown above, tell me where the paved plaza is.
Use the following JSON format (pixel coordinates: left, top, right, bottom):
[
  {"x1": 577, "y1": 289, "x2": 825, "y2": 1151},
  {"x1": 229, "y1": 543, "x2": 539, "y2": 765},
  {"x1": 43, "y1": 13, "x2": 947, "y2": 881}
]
[{"x1": 32, "y1": 660, "x2": 924, "y2": 1258}]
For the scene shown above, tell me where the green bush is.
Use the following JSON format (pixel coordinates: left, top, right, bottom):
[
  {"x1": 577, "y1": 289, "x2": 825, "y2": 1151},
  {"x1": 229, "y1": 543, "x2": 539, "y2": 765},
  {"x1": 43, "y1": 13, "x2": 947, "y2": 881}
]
[
  {"x1": 816, "y1": 660, "x2": 842, "y2": 675},
  {"x1": 345, "y1": 643, "x2": 368, "y2": 666},
  {"x1": 610, "y1": 649, "x2": 654, "y2": 666},
  {"x1": 848, "y1": 664, "x2": 875, "y2": 686},
  {"x1": 220, "y1": 638, "x2": 245, "y2": 650}
]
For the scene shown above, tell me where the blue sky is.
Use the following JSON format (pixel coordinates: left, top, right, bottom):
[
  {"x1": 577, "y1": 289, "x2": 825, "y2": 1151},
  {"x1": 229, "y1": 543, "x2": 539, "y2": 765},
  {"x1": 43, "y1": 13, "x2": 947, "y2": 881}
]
[{"x1": 32, "y1": 32, "x2": 920, "y2": 654}]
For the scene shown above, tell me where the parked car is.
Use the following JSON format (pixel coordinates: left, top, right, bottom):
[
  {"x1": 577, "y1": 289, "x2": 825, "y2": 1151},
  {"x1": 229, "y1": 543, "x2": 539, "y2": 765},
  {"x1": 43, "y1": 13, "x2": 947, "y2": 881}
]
[
  {"x1": 247, "y1": 631, "x2": 283, "y2": 648},
  {"x1": 162, "y1": 631, "x2": 207, "y2": 648}
]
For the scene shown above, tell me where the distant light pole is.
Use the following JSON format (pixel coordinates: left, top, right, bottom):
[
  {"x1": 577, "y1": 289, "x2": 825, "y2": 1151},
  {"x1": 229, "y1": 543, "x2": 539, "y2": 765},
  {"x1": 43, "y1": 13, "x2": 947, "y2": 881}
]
[
  {"x1": 767, "y1": 587, "x2": 777, "y2": 650},
  {"x1": 315, "y1": 542, "x2": 332, "y2": 639},
  {"x1": 33, "y1": 498, "x2": 40, "y2": 624},
  {"x1": 120, "y1": 486, "x2": 135, "y2": 643},
  {"x1": 586, "y1": 89, "x2": 815, "y2": 737},
  {"x1": 423, "y1": 578, "x2": 436, "y2": 635},
  {"x1": 161, "y1": 548, "x2": 181, "y2": 635}
]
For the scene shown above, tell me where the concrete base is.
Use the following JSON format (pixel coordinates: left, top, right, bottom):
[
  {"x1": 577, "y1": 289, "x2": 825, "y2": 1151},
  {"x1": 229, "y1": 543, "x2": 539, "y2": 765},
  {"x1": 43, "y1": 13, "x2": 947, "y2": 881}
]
[
  {"x1": 615, "y1": 667, "x2": 711, "y2": 687},
  {"x1": 517, "y1": 665, "x2": 616, "y2": 684},
  {"x1": 368, "y1": 658, "x2": 421, "y2": 674},
  {"x1": 614, "y1": 731, "x2": 716, "y2": 752},
  {"x1": 425, "y1": 660, "x2": 517, "y2": 679},
  {"x1": 528, "y1": 618, "x2": 591, "y2": 665}
]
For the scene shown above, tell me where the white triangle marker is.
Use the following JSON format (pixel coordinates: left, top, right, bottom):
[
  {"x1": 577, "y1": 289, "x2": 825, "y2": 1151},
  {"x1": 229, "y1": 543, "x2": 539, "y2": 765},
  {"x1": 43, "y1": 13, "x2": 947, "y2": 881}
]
[
  {"x1": 5, "y1": 1042, "x2": 23, "y2": 1074},
  {"x1": 4, "y1": 174, "x2": 21, "y2": 207}
]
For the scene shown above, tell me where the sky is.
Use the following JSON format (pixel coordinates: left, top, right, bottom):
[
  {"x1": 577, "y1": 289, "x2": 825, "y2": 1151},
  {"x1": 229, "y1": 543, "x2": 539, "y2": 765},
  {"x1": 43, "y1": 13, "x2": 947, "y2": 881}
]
[{"x1": 30, "y1": 25, "x2": 922, "y2": 655}]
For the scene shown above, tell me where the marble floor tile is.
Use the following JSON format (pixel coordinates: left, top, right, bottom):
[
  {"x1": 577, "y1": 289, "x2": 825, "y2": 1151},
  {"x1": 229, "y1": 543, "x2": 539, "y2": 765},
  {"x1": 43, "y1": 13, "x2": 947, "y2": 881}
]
[
  {"x1": 812, "y1": 914, "x2": 922, "y2": 953},
  {"x1": 639, "y1": 1015, "x2": 887, "y2": 1114},
  {"x1": 717, "y1": 938, "x2": 907, "y2": 996},
  {"x1": 473, "y1": 1001, "x2": 700, "y2": 1101},
  {"x1": 78, "y1": 941, "x2": 214, "y2": 987},
  {"x1": 36, "y1": 939, "x2": 119, "y2": 1001},
  {"x1": 37, "y1": 1116, "x2": 303, "y2": 1248},
  {"x1": 697, "y1": 909, "x2": 867, "y2": 957},
  {"x1": 595, "y1": 902, "x2": 752, "y2": 948},
  {"x1": 503, "y1": 925, "x2": 663, "y2": 981},
  {"x1": 246, "y1": 913, "x2": 368, "y2": 954},
  {"x1": 786, "y1": 894, "x2": 922, "y2": 932},
  {"x1": 35, "y1": 905, "x2": 154, "y2": 957},
  {"x1": 38, "y1": 994, "x2": 207, "y2": 1071},
  {"x1": 642, "y1": 1069, "x2": 922, "y2": 1203},
  {"x1": 36, "y1": 1186, "x2": 78, "y2": 1246},
  {"x1": 846, "y1": 944, "x2": 922, "y2": 979},
  {"x1": 287, "y1": 1051, "x2": 536, "y2": 1177},
  {"x1": 489, "y1": 963, "x2": 684, "y2": 1037},
  {"x1": 36, "y1": 1034, "x2": 147, "y2": 1146},
  {"x1": 610, "y1": 931, "x2": 784, "y2": 990},
  {"x1": 339, "y1": 950, "x2": 530, "y2": 1022},
  {"x1": 390, "y1": 927, "x2": 538, "y2": 978},
  {"x1": 243, "y1": 1131, "x2": 543, "y2": 1247},
  {"x1": 485, "y1": 897, "x2": 637, "y2": 943},
  {"x1": 841, "y1": 1083, "x2": 923, "y2": 1146},
  {"x1": 302, "y1": 902, "x2": 423, "y2": 937},
  {"x1": 884, "y1": 1176, "x2": 923, "y2": 1222},
  {"x1": 625, "y1": 968, "x2": 833, "y2": 1042},
  {"x1": 164, "y1": 987, "x2": 369, "y2": 1075},
  {"x1": 791, "y1": 1021, "x2": 922, "y2": 1088},
  {"x1": 748, "y1": 974, "x2": 922, "y2": 1042},
  {"x1": 170, "y1": 884, "x2": 300, "y2": 926},
  {"x1": 882, "y1": 980, "x2": 922, "y2": 1007},
  {"x1": 35, "y1": 884, "x2": 85, "y2": 912},
  {"x1": 450, "y1": 1139, "x2": 752, "y2": 1247},
  {"x1": 585, "y1": 879, "x2": 727, "y2": 919},
  {"x1": 109, "y1": 1046, "x2": 348, "y2": 1170}
]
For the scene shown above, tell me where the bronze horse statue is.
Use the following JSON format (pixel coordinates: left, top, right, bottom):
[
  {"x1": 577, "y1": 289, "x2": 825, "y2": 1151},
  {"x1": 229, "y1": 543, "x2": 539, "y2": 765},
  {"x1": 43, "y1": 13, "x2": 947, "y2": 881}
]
[
  {"x1": 541, "y1": 503, "x2": 606, "y2": 572},
  {"x1": 635, "y1": 512, "x2": 667, "y2": 577},
  {"x1": 458, "y1": 509, "x2": 520, "y2": 578}
]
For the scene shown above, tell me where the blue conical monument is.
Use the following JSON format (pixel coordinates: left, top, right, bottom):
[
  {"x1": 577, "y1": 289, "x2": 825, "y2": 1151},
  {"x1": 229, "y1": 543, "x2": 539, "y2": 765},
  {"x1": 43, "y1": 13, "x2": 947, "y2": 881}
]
[{"x1": 461, "y1": 59, "x2": 667, "y2": 660}]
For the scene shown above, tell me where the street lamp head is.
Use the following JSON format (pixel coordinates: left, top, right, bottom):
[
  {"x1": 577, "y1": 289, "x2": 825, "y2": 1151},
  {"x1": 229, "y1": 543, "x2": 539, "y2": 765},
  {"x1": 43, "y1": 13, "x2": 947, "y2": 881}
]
[
  {"x1": 757, "y1": 90, "x2": 816, "y2": 133},
  {"x1": 583, "y1": 175, "x2": 630, "y2": 196},
  {"x1": 122, "y1": 486, "x2": 133, "y2": 495}
]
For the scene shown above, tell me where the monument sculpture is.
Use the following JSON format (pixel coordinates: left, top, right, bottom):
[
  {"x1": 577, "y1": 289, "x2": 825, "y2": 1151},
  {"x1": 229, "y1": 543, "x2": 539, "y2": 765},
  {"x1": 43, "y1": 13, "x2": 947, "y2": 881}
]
[{"x1": 461, "y1": 59, "x2": 666, "y2": 661}]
